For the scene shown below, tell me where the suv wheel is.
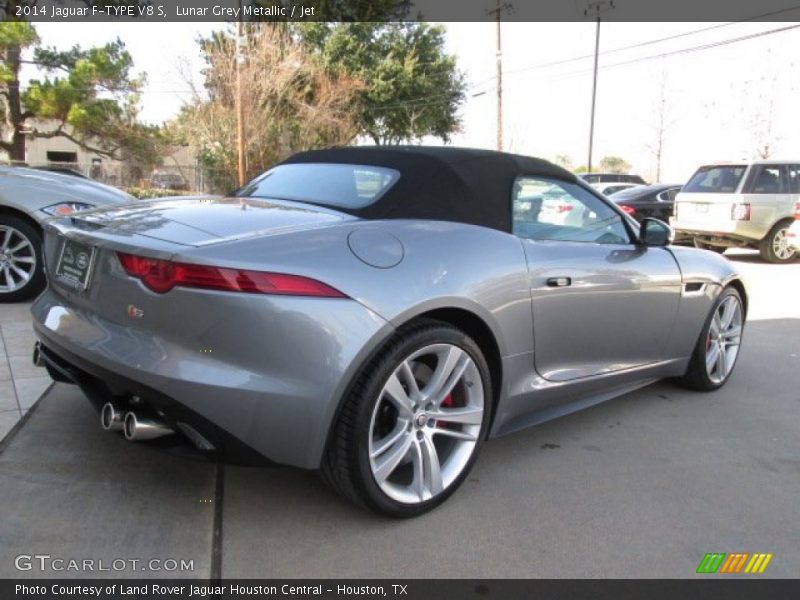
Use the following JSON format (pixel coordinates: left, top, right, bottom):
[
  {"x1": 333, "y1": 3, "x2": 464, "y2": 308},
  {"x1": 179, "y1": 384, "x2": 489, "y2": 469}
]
[
  {"x1": 759, "y1": 221, "x2": 797, "y2": 263},
  {"x1": 0, "y1": 216, "x2": 45, "y2": 302}
]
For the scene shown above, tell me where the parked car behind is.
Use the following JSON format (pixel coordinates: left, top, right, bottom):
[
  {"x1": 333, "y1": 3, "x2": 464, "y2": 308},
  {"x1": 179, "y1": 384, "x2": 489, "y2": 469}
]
[
  {"x1": 0, "y1": 166, "x2": 133, "y2": 301},
  {"x1": 151, "y1": 172, "x2": 188, "y2": 191},
  {"x1": 611, "y1": 183, "x2": 683, "y2": 223},
  {"x1": 671, "y1": 161, "x2": 798, "y2": 262},
  {"x1": 592, "y1": 182, "x2": 641, "y2": 197},
  {"x1": 578, "y1": 172, "x2": 647, "y2": 185}
]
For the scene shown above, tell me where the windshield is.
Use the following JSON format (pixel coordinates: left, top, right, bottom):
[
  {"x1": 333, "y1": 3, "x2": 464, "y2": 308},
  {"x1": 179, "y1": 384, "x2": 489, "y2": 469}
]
[
  {"x1": 683, "y1": 165, "x2": 746, "y2": 193},
  {"x1": 236, "y1": 163, "x2": 400, "y2": 209}
]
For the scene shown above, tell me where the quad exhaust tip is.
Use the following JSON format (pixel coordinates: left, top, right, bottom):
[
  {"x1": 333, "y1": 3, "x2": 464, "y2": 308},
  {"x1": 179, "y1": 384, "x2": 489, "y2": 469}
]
[
  {"x1": 123, "y1": 410, "x2": 175, "y2": 441},
  {"x1": 100, "y1": 402, "x2": 126, "y2": 432},
  {"x1": 32, "y1": 342, "x2": 45, "y2": 368}
]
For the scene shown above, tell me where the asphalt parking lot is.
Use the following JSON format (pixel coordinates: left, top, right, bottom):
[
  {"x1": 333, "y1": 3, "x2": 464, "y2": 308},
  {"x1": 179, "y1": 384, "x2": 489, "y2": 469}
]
[{"x1": 0, "y1": 250, "x2": 798, "y2": 579}]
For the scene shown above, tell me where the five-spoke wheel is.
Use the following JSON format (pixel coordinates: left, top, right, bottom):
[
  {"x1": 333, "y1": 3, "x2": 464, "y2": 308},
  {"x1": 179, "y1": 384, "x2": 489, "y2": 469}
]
[
  {"x1": 759, "y1": 221, "x2": 797, "y2": 263},
  {"x1": 704, "y1": 294, "x2": 743, "y2": 385},
  {"x1": 322, "y1": 322, "x2": 491, "y2": 517},
  {"x1": 368, "y1": 343, "x2": 484, "y2": 504},
  {"x1": 679, "y1": 286, "x2": 745, "y2": 391}
]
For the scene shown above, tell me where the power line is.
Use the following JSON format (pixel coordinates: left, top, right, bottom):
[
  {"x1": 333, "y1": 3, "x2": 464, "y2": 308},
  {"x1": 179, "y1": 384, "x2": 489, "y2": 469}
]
[
  {"x1": 472, "y1": 5, "x2": 800, "y2": 88},
  {"x1": 12, "y1": 16, "x2": 800, "y2": 118},
  {"x1": 534, "y1": 22, "x2": 800, "y2": 84},
  {"x1": 369, "y1": 21, "x2": 800, "y2": 113}
]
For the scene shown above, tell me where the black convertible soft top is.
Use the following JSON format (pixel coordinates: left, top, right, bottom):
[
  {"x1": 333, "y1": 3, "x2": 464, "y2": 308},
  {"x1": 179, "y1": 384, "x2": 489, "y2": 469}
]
[{"x1": 279, "y1": 146, "x2": 577, "y2": 233}]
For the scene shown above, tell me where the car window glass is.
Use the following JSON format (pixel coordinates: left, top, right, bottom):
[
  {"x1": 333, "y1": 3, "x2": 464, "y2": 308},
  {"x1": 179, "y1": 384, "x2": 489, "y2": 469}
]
[
  {"x1": 747, "y1": 165, "x2": 786, "y2": 194},
  {"x1": 237, "y1": 163, "x2": 400, "y2": 209},
  {"x1": 658, "y1": 188, "x2": 679, "y2": 202},
  {"x1": 512, "y1": 177, "x2": 630, "y2": 244},
  {"x1": 684, "y1": 166, "x2": 746, "y2": 193},
  {"x1": 786, "y1": 165, "x2": 800, "y2": 194}
]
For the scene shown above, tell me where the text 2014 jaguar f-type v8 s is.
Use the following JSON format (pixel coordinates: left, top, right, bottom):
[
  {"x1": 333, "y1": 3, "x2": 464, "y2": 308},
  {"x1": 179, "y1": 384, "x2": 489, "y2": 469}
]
[{"x1": 32, "y1": 147, "x2": 746, "y2": 516}]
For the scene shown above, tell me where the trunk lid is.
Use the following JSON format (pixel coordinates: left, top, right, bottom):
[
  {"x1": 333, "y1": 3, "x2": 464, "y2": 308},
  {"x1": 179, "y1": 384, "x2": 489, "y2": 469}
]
[{"x1": 70, "y1": 196, "x2": 355, "y2": 246}]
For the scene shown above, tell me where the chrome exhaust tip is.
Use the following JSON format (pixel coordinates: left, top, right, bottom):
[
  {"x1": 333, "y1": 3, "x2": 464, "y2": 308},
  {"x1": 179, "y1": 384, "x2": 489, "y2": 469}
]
[
  {"x1": 32, "y1": 342, "x2": 45, "y2": 368},
  {"x1": 100, "y1": 402, "x2": 126, "y2": 432},
  {"x1": 123, "y1": 411, "x2": 174, "y2": 441}
]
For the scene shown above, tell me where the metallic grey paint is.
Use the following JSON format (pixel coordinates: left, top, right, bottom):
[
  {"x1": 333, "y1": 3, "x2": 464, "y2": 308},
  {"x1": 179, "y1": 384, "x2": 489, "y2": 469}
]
[{"x1": 31, "y1": 195, "x2": 745, "y2": 469}]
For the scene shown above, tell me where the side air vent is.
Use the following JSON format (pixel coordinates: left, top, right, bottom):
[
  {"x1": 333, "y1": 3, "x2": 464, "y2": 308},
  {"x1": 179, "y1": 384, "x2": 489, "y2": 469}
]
[{"x1": 683, "y1": 282, "x2": 706, "y2": 294}]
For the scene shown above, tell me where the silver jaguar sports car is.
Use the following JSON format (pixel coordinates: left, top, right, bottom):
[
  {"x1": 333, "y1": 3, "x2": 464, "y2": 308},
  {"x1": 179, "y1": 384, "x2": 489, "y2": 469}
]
[{"x1": 31, "y1": 147, "x2": 747, "y2": 517}]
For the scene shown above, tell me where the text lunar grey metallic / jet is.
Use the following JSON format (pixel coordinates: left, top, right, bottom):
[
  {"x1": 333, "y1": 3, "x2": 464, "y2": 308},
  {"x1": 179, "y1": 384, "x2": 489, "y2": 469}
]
[{"x1": 31, "y1": 147, "x2": 747, "y2": 517}]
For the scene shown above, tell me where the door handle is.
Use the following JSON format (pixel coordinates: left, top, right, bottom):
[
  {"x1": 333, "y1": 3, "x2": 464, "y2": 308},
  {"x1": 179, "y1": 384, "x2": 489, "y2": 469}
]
[{"x1": 546, "y1": 277, "x2": 572, "y2": 288}]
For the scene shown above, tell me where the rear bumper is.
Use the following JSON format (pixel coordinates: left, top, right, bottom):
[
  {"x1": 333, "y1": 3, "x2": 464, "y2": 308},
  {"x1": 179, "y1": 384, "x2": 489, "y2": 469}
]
[
  {"x1": 31, "y1": 287, "x2": 394, "y2": 469},
  {"x1": 670, "y1": 225, "x2": 764, "y2": 247},
  {"x1": 671, "y1": 220, "x2": 767, "y2": 245}
]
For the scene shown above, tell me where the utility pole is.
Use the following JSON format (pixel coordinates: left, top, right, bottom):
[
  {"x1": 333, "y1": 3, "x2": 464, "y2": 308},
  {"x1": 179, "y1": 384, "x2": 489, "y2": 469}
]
[
  {"x1": 235, "y1": 19, "x2": 246, "y2": 187},
  {"x1": 487, "y1": 1, "x2": 513, "y2": 151},
  {"x1": 585, "y1": 0, "x2": 614, "y2": 173}
]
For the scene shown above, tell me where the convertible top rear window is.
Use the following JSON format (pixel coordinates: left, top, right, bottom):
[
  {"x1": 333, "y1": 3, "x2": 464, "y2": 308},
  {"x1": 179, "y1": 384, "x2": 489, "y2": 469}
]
[{"x1": 237, "y1": 163, "x2": 400, "y2": 209}]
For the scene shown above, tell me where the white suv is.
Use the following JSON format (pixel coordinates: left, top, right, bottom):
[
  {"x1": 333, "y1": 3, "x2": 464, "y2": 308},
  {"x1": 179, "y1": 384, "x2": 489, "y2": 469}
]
[{"x1": 671, "y1": 161, "x2": 799, "y2": 263}]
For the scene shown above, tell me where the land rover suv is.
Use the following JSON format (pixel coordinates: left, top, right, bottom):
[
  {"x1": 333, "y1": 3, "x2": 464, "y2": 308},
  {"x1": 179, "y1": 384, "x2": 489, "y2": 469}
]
[{"x1": 671, "y1": 161, "x2": 799, "y2": 263}]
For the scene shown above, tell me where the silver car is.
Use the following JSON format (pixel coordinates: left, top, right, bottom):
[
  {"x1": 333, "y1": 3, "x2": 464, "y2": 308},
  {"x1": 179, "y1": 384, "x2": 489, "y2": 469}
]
[
  {"x1": 0, "y1": 166, "x2": 133, "y2": 301},
  {"x1": 31, "y1": 147, "x2": 747, "y2": 517}
]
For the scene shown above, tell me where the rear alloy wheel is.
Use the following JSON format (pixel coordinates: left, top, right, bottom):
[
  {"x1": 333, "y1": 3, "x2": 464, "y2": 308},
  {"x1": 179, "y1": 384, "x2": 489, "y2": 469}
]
[
  {"x1": 759, "y1": 221, "x2": 796, "y2": 263},
  {"x1": 693, "y1": 239, "x2": 726, "y2": 254},
  {"x1": 678, "y1": 287, "x2": 744, "y2": 391},
  {"x1": 321, "y1": 322, "x2": 491, "y2": 517},
  {"x1": 0, "y1": 216, "x2": 44, "y2": 302}
]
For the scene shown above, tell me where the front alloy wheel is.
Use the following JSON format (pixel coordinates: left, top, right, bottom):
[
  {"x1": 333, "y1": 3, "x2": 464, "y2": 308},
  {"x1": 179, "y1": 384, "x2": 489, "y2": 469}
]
[
  {"x1": 322, "y1": 322, "x2": 492, "y2": 517},
  {"x1": 678, "y1": 286, "x2": 744, "y2": 391},
  {"x1": 704, "y1": 294, "x2": 743, "y2": 385},
  {"x1": 0, "y1": 217, "x2": 45, "y2": 302}
]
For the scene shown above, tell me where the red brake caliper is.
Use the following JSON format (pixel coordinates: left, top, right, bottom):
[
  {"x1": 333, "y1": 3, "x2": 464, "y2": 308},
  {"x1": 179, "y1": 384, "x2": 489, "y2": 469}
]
[{"x1": 437, "y1": 393, "x2": 454, "y2": 428}]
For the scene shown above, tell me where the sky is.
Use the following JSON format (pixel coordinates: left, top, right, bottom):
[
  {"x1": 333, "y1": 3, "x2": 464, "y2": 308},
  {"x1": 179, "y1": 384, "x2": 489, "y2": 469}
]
[{"x1": 25, "y1": 21, "x2": 800, "y2": 183}]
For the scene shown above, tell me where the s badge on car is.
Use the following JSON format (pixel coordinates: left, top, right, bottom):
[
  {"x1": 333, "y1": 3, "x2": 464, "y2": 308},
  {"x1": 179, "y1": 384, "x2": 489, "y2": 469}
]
[{"x1": 126, "y1": 304, "x2": 144, "y2": 319}]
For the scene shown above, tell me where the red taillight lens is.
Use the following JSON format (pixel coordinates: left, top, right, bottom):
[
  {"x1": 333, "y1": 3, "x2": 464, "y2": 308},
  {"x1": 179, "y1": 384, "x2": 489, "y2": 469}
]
[
  {"x1": 116, "y1": 252, "x2": 347, "y2": 297},
  {"x1": 794, "y1": 201, "x2": 800, "y2": 220},
  {"x1": 731, "y1": 203, "x2": 751, "y2": 221},
  {"x1": 619, "y1": 205, "x2": 636, "y2": 216}
]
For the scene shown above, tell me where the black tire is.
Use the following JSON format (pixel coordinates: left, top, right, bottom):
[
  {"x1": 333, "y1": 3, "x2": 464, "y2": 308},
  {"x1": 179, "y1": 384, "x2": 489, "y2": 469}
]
[
  {"x1": 0, "y1": 215, "x2": 45, "y2": 303},
  {"x1": 677, "y1": 286, "x2": 744, "y2": 391},
  {"x1": 758, "y1": 220, "x2": 797, "y2": 263},
  {"x1": 321, "y1": 320, "x2": 493, "y2": 517},
  {"x1": 693, "y1": 239, "x2": 726, "y2": 254}
]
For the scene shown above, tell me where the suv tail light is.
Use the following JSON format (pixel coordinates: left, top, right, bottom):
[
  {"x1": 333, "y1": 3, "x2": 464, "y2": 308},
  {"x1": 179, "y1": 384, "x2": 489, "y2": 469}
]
[
  {"x1": 731, "y1": 203, "x2": 751, "y2": 221},
  {"x1": 619, "y1": 205, "x2": 636, "y2": 216},
  {"x1": 116, "y1": 252, "x2": 347, "y2": 297}
]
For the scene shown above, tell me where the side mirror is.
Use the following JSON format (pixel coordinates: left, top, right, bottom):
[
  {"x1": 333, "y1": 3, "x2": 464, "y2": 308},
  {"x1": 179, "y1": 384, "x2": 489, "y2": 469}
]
[{"x1": 639, "y1": 217, "x2": 673, "y2": 247}]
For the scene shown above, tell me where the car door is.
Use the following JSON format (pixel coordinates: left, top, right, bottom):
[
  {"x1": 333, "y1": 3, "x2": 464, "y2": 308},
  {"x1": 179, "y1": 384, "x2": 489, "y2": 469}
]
[{"x1": 512, "y1": 177, "x2": 683, "y2": 382}]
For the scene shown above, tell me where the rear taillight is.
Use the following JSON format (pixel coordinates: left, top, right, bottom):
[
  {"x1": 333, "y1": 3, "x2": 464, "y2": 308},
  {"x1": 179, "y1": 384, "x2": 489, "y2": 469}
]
[
  {"x1": 619, "y1": 205, "x2": 636, "y2": 216},
  {"x1": 794, "y1": 201, "x2": 800, "y2": 220},
  {"x1": 116, "y1": 252, "x2": 347, "y2": 297},
  {"x1": 731, "y1": 203, "x2": 751, "y2": 221}
]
